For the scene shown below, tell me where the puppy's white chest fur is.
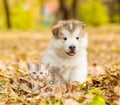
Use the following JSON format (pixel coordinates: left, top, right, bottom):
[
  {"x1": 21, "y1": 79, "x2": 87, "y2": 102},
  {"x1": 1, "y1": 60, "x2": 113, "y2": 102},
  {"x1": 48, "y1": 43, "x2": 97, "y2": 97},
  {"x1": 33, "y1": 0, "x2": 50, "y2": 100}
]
[
  {"x1": 41, "y1": 46, "x2": 87, "y2": 83},
  {"x1": 57, "y1": 58, "x2": 76, "y2": 81}
]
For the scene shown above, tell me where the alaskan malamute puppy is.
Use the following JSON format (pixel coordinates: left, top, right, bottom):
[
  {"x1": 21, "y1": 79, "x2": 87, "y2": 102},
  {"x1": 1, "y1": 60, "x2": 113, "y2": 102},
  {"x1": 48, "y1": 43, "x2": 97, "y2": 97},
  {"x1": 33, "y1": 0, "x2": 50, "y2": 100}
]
[{"x1": 41, "y1": 20, "x2": 88, "y2": 83}]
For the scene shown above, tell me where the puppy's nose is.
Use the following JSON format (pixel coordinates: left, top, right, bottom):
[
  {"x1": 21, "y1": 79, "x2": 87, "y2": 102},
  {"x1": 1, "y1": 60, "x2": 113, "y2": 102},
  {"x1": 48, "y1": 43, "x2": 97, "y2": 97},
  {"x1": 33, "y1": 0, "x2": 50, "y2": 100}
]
[{"x1": 69, "y1": 45, "x2": 76, "y2": 51}]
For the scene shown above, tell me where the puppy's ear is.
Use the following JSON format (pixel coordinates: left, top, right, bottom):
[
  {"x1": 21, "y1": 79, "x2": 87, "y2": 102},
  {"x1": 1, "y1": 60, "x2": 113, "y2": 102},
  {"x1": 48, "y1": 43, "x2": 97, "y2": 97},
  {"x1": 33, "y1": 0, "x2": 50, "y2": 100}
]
[
  {"x1": 52, "y1": 24, "x2": 61, "y2": 36},
  {"x1": 81, "y1": 22, "x2": 87, "y2": 28},
  {"x1": 78, "y1": 21, "x2": 87, "y2": 29},
  {"x1": 74, "y1": 20, "x2": 87, "y2": 29}
]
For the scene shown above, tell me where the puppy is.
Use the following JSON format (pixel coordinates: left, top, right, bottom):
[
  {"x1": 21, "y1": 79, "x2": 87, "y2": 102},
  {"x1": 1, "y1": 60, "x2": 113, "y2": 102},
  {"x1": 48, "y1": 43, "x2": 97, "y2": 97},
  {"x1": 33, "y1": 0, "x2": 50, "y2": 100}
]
[{"x1": 41, "y1": 20, "x2": 88, "y2": 83}]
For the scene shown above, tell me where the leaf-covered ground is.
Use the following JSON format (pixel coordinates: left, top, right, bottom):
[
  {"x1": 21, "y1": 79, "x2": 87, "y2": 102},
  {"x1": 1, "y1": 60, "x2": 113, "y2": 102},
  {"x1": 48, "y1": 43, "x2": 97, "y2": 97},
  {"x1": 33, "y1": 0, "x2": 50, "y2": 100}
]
[{"x1": 0, "y1": 25, "x2": 120, "y2": 105}]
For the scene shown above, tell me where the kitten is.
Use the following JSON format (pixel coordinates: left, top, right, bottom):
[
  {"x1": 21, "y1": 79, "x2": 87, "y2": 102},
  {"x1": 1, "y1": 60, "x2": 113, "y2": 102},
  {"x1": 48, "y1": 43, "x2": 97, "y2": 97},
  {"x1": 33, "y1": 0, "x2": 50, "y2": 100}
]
[
  {"x1": 27, "y1": 62, "x2": 65, "y2": 91},
  {"x1": 27, "y1": 62, "x2": 48, "y2": 91}
]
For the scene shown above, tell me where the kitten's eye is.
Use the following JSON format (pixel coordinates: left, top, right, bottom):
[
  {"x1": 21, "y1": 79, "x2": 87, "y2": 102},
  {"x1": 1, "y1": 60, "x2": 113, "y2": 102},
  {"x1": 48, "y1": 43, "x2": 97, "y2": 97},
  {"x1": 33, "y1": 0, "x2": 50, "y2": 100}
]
[
  {"x1": 33, "y1": 72, "x2": 36, "y2": 74},
  {"x1": 76, "y1": 37, "x2": 79, "y2": 40},
  {"x1": 63, "y1": 37, "x2": 67, "y2": 41},
  {"x1": 40, "y1": 72, "x2": 43, "y2": 74}
]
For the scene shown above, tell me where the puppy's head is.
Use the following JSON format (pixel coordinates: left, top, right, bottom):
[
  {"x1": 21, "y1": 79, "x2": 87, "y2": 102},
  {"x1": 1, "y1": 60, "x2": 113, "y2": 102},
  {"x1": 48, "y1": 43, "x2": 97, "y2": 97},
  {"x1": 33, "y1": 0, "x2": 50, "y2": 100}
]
[{"x1": 52, "y1": 20, "x2": 88, "y2": 56}]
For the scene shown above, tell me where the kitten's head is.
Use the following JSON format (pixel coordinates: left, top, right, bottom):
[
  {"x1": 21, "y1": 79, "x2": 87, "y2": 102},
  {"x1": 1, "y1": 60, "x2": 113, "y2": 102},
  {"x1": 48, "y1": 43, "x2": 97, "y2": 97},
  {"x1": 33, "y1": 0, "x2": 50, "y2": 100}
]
[{"x1": 27, "y1": 62, "x2": 49, "y2": 81}]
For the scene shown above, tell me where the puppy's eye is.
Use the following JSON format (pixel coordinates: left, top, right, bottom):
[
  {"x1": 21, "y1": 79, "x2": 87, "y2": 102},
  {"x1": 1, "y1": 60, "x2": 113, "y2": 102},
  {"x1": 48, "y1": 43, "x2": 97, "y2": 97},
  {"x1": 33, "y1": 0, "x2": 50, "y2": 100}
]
[
  {"x1": 63, "y1": 37, "x2": 67, "y2": 41},
  {"x1": 76, "y1": 37, "x2": 79, "y2": 40}
]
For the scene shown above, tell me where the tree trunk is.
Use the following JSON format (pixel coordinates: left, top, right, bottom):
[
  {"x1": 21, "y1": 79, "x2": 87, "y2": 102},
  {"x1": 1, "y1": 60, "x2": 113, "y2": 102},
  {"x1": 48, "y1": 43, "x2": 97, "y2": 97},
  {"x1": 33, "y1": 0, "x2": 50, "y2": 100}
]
[
  {"x1": 72, "y1": 0, "x2": 77, "y2": 19},
  {"x1": 3, "y1": 0, "x2": 11, "y2": 29},
  {"x1": 59, "y1": 0, "x2": 69, "y2": 19},
  {"x1": 58, "y1": 0, "x2": 78, "y2": 20}
]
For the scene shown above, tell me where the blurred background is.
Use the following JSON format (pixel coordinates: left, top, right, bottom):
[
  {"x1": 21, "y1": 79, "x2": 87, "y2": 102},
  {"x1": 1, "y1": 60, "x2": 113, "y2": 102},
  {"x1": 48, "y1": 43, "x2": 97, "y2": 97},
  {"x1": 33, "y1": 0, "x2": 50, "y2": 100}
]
[
  {"x1": 0, "y1": 0, "x2": 120, "y2": 66},
  {"x1": 0, "y1": 0, "x2": 120, "y2": 30}
]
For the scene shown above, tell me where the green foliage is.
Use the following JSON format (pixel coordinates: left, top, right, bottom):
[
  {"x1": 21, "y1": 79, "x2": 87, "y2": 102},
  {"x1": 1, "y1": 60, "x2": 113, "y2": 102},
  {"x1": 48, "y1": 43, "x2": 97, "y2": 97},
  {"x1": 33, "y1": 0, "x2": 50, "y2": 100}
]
[
  {"x1": 10, "y1": 2, "x2": 34, "y2": 29},
  {"x1": 44, "y1": 99, "x2": 62, "y2": 105},
  {"x1": 0, "y1": 1, "x2": 6, "y2": 29},
  {"x1": 112, "y1": 3, "x2": 120, "y2": 23},
  {"x1": 79, "y1": 0, "x2": 110, "y2": 26},
  {"x1": 113, "y1": 13, "x2": 120, "y2": 23},
  {"x1": 9, "y1": 95, "x2": 19, "y2": 100},
  {"x1": 0, "y1": 81, "x2": 6, "y2": 87},
  {"x1": 53, "y1": 99, "x2": 62, "y2": 105},
  {"x1": 85, "y1": 96, "x2": 106, "y2": 105},
  {"x1": 0, "y1": 94, "x2": 3, "y2": 99},
  {"x1": 88, "y1": 88, "x2": 104, "y2": 95},
  {"x1": 79, "y1": 83, "x2": 84, "y2": 90},
  {"x1": 44, "y1": 99, "x2": 49, "y2": 105}
]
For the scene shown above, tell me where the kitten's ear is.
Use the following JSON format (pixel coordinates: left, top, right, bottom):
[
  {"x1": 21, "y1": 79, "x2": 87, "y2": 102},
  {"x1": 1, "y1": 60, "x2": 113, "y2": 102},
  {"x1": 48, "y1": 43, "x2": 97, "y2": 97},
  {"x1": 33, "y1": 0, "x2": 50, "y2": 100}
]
[
  {"x1": 27, "y1": 62, "x2": 35, "y2": 70},
  {"x1": 26, "y1": 63, "x2": 30, "y2": 69},
  {"x1": 45, "y1": 63, "x2": 50, "y2": 70}
]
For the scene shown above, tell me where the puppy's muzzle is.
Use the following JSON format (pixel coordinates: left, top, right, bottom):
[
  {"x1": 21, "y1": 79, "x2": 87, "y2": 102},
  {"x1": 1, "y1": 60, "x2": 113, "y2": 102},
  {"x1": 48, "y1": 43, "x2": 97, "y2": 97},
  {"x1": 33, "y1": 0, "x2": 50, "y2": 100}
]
[{"x1": 69, "y1": 45, "x2": 76, "y2": 51}]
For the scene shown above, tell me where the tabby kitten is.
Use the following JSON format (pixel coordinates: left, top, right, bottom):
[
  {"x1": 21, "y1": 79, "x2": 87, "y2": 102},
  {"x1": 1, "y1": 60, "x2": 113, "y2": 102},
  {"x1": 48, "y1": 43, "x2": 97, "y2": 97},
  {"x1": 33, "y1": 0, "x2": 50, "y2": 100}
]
[
  {"x1": 27, "y1": 62, "x2": 48, "y2": 91},
  {"x1": 27, "y1": 62, "x2": 65, "y2": 91}
]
